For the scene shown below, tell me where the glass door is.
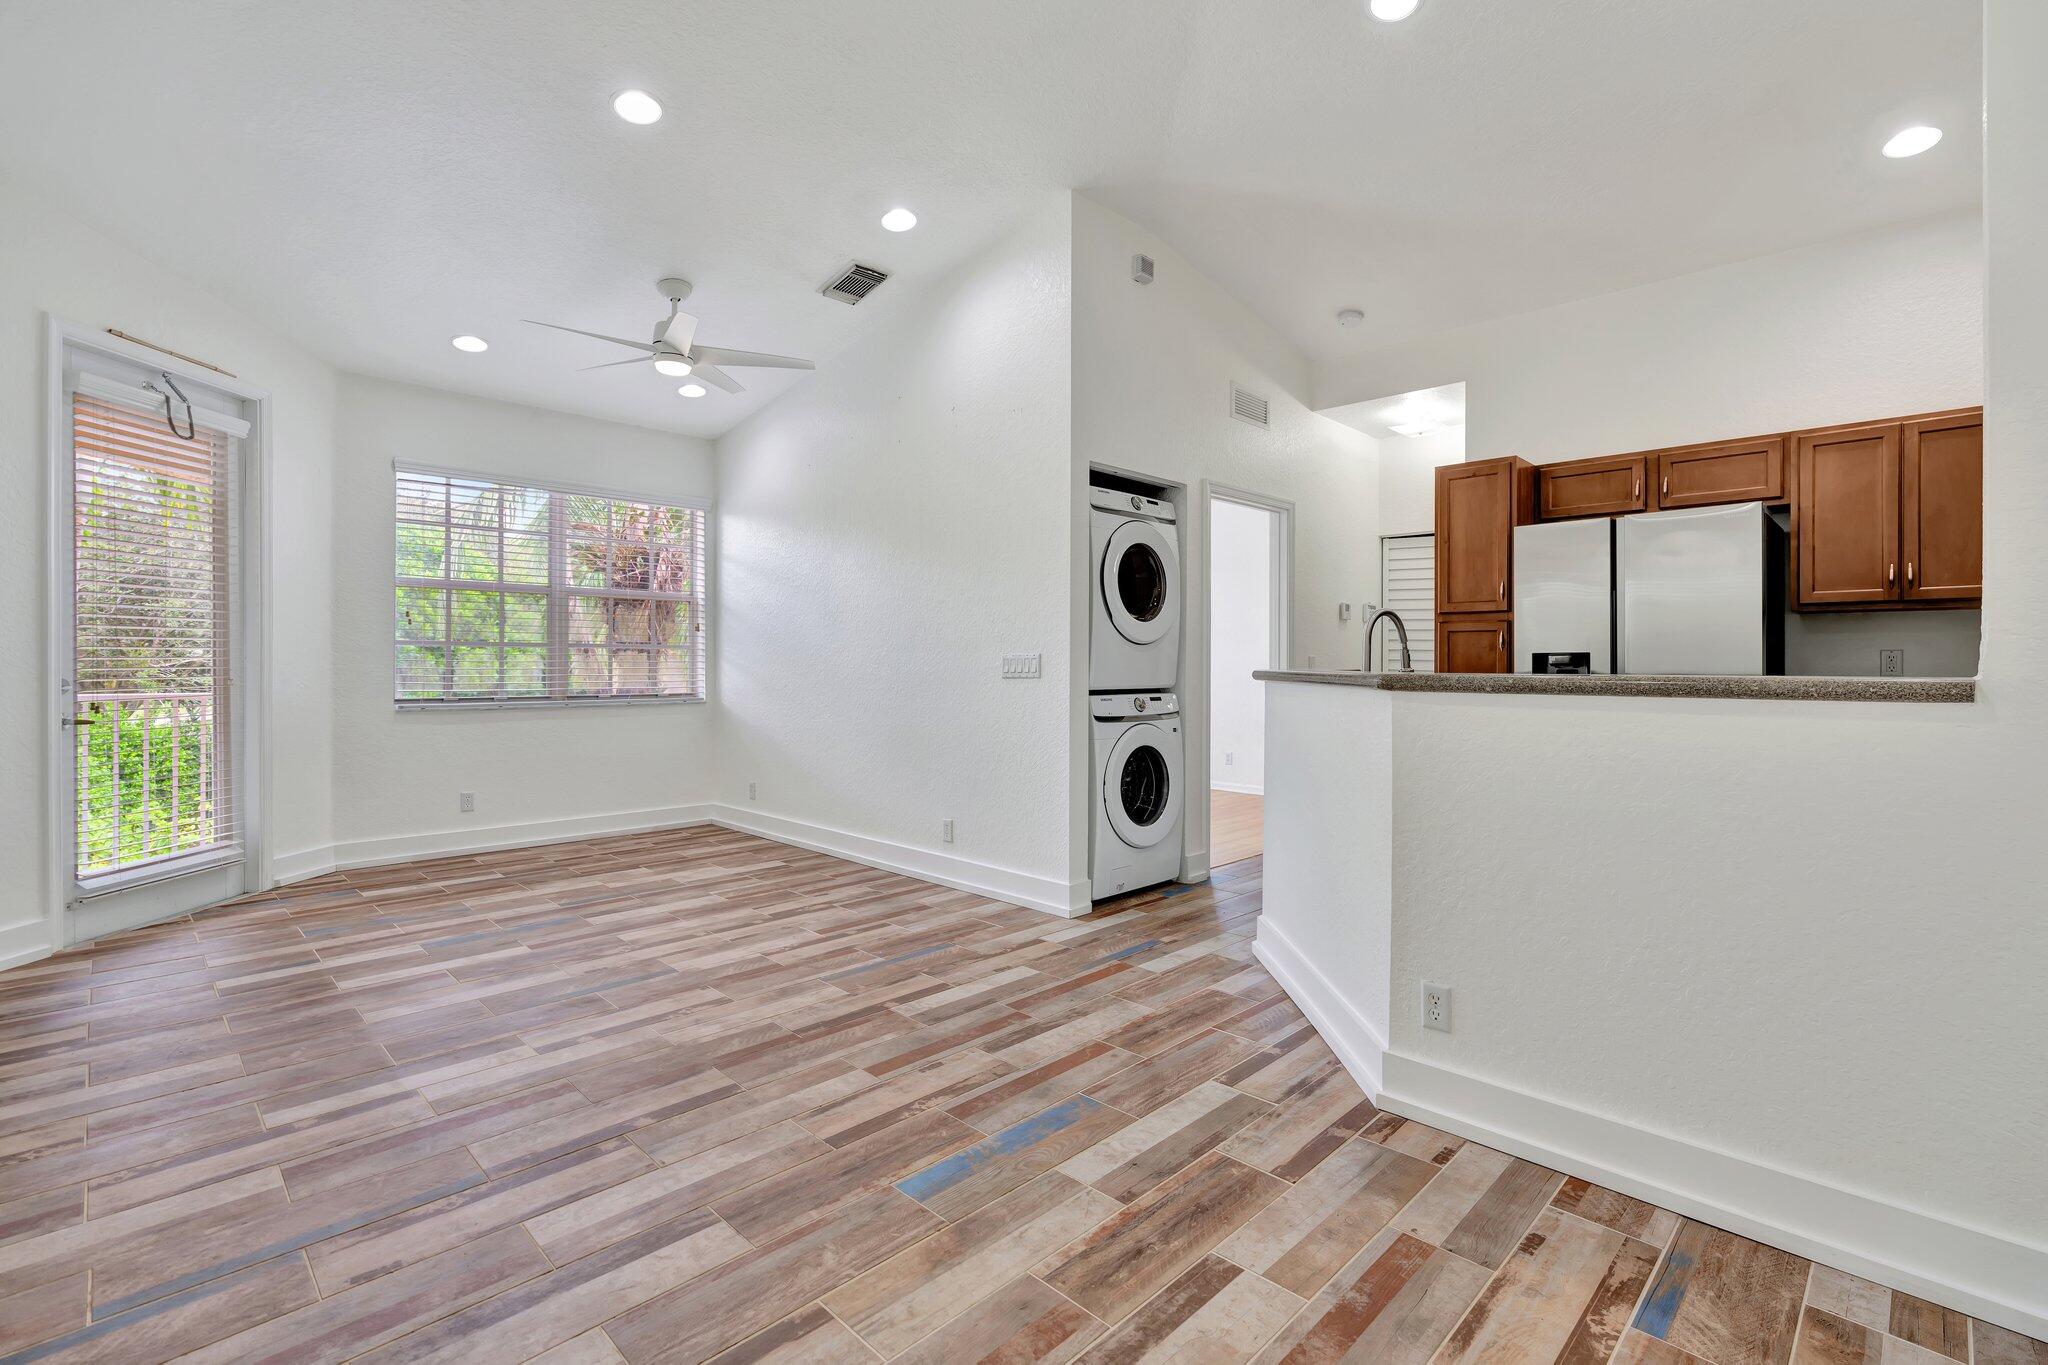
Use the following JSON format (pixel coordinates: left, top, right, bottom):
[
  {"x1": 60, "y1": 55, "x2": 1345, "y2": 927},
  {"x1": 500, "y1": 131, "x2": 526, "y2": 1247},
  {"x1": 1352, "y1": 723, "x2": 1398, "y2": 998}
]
[{"x1": 60, "y1": 353, "x2": 253, "y2": 944}]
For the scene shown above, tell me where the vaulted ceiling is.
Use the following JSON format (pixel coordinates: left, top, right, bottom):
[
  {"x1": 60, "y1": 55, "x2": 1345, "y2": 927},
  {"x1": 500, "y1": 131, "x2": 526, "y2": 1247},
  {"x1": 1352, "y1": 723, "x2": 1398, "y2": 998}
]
[{"x1": 0, "y1": 1, "x2": 1979, "y2": 437}]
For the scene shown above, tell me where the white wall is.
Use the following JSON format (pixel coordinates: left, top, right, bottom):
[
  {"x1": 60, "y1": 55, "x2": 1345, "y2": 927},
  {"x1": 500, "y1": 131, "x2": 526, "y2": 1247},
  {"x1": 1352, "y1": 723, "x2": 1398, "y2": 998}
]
[
  {"x1": 1318, "y1": 212, "x2": 1984, "y2": 462},
  {"x1": 1260, "y1": 26, "x2": 2048, "y2": 1333},
  {"x1": 1207, "y1": 498, "x2": 1274, "y2": 793},
  {"x1": 1377, "y1": 426, "x2": 1465, "y2": 536},
  {"x1": 0, "y1": 182, "x2": 338, "y2": 966},
  {"x1": 1071, "y1": 195, "x2": 1381, "y2": 877},
  {"x1": 323, "y1": 375, "x2": 716, "y2": 872},
  {"x1": 715, "y1": 201, "x2": 1079, "y2": 913}
]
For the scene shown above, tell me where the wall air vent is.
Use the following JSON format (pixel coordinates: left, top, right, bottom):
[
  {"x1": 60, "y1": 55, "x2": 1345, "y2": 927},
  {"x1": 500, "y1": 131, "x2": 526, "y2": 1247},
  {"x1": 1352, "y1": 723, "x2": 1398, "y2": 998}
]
[
  {"x1": 1230, "y1": 384, "x2": 1271, "y2": 429},
  {"x1": 821, "y1": 262, "x2": 890, "y2": 305}
]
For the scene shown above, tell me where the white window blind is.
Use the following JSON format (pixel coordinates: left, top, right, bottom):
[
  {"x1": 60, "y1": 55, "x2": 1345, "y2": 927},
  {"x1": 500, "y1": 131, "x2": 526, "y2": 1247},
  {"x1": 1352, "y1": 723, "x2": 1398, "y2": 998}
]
[
  {"x1": 71, "y1": 389, "x2": 241, "y2": 880},
  {"x1": 393, "y1": 467, "x2": 708, "y2": 705},
  {"x1": 1379, "y1": 533, "x2": 1436, "y2": 671}
]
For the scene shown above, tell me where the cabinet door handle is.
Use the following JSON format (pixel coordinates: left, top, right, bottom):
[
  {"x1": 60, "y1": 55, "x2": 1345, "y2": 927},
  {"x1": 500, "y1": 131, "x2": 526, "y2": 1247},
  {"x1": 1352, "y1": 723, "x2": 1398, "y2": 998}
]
[
  {"x1": 1888, "y1": 562, "x2": 1896, "y2": 584},
  {"x1": 1633, "y1": 476, "x2": 1642, "y2": 499},
  {"x1": 1906, "y1": 561, "x2": 1915, "y2": 586},
  {"x1": 1497, "y1": 626, "x2": 1505, "y2": 652},
  {"x1": 1498, "y1": 580, "x2": 1505, "y2": 602},
  {"x1": 1661, "y1": 475, "x2": 1669, "y2": 497}
]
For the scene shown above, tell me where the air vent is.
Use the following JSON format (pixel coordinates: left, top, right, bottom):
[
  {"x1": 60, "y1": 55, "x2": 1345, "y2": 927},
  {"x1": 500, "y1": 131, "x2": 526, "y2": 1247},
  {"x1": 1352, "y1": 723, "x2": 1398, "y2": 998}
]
[
  {"x1": 821, "y1": 262, "x2": 890, "y2": 305},
  {"x1": 1230, "y1": 384, "x2": 1270, "y2": 429}
]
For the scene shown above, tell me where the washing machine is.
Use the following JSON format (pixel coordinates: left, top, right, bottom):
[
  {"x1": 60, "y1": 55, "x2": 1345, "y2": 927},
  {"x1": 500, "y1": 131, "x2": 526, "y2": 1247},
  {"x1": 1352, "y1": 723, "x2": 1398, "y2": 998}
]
[
  {"x1": 1091, "y1": 692, "x2": 1185, "y2": 900},
  {"x1": 1090, "y1": 488, "x2": 1181, "y2": 691}
]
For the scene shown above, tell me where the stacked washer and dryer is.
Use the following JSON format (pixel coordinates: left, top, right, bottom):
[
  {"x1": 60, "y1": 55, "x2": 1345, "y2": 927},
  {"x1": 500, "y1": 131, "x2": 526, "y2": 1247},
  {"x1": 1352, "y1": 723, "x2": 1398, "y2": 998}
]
[{"x1": 1088, "y1": 486, "x2": 1186, "y2": 900}]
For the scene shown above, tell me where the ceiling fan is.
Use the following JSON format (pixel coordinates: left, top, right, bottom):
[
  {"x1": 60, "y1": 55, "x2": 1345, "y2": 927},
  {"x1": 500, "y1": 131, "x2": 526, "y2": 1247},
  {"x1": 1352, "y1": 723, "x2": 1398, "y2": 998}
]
[{"x1": 525, "y1": 277, "x2": 814, "y2": 394}]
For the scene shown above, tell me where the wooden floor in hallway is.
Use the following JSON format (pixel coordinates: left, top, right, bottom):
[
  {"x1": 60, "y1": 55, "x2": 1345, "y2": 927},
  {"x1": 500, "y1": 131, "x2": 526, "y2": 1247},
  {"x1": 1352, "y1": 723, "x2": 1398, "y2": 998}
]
[
  {"x1": 1209, "y1": 789, "x2": 1264, "y2": 870},
  {"x1": 0, "y1": 826, "x2": 2038, "y2": 1364}
]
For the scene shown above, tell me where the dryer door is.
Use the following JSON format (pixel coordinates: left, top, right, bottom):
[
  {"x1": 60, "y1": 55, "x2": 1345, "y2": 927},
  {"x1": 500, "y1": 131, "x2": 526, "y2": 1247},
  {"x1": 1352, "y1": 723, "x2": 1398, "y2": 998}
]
[
  {"x1": 1103, "y1": 723, "x2": 1183, "y2": 849},
  {"x1": 1100, "y1": 519, "x2": 1180, "y2": 645}
]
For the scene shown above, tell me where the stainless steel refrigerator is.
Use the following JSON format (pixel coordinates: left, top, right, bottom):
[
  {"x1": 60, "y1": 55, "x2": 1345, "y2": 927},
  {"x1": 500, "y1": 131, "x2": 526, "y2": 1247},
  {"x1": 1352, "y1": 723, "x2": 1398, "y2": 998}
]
[{"x1": 1512, "y1": 502, "x2": 1785, "y2": 675}]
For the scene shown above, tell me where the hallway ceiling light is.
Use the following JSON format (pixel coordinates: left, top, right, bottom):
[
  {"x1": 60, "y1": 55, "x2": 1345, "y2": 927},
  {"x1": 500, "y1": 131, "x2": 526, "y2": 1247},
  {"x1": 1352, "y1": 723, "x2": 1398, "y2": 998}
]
[
  {"x1": 612, "y1": 90, "x2": 662, "y2": 125},
  {"x1": 881, "y1": 207, "x2": 918, "y2": 232},
  {"x1": 678, "y1": 382, "x2": 707, "y2": 397},
  {"x1": 1882, "y1": 126, "x2": 1942, "y2": 158},
  {"x1": 1369, "y1": 0, "x2": 1419, "y2": 20},
  {"x1": 450, "y1": 335, "x2": 489, "y2": 352}
]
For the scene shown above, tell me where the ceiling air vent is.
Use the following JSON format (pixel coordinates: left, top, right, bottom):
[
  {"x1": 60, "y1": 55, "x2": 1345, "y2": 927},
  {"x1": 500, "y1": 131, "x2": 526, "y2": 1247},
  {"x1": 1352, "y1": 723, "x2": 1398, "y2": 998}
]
[
  {"x1": 821, "y1": 262, "x2": 890, "y2": 305},
  {"x1": 1230, "y1": 384, "x2": 1271, "y2": 429}
]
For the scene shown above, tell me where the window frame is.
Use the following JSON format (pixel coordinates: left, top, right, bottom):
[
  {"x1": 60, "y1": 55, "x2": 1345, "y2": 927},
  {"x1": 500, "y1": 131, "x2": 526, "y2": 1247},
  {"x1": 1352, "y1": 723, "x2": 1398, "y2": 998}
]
[{"x1": 391, "y1": 462, "x2": 711, "y2": 711}]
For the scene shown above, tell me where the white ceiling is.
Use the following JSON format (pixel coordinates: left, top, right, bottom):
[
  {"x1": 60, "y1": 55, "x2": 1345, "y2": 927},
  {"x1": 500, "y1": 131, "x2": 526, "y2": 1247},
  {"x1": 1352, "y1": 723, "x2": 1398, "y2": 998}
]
[
  {"x1": 0, "y1": 1, "x2": 1979, "y2": 439},
  {"x1": 1325, "y1": 384, "x2": 1467, "y2": 441}
]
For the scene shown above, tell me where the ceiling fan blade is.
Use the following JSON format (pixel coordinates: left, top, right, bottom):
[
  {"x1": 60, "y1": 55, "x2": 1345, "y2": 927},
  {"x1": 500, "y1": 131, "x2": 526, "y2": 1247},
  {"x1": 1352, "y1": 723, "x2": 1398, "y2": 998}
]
[
  {"x1": 691, "y1": 363, "x2": 745, "y2": 394},
  {"x1": 579, "y1": 356, "x2": 650, "y2": 371},
  {"x1": 661, "y1": 310, "x2": 698, "y2": 354},
  {"x1": 689, "y1": 345, "x2": 815, "y2": 371},
  {"x1": 523, "y1": 320, "x2": 658, "y2": 353}
]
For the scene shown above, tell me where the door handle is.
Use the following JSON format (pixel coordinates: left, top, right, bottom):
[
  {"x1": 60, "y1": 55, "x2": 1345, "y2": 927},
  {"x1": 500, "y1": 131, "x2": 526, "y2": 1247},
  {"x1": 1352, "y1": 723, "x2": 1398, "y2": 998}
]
[
  {"x1": 1906, "y1": 561, "x2": 1915, "y2": 586},
  {"x1": 1661, "y1": 476, "x2": 1669, "y2": 497},
  {"x1": 1633, "y1": 476, "x2": 1641, "y2": 499},
  {"x1": 1888, "y1": 562, "x2": 1896, "y2": 584},
  {"x1": 1498, "y1": 580, "x2": 1505, "y2": 603},
  {"x1": 61, "y1": 717, "x2": 97, "y2": 727}
]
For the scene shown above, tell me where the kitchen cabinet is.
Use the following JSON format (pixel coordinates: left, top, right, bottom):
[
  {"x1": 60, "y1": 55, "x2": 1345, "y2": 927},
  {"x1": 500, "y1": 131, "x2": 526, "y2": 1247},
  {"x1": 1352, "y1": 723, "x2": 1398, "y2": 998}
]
[
  {"x1": 1652, "y1": 436, "x2": 1785, "y2": 510},
  {"x1": 1435, "y1": 457, "x2": 1533, "y2": 614},
  {"x1": 1901, "y1": 414, "x2": 1983, "y2": 601},
  {"x1": 1538, "y1": 454, "x2": 1646, "y2": 520},
  {"x1": 1795, "y1": 423, "x2": 1898, "y2": 606},
  {"x1": 1437, "y1": 614, "x2": 1511, "y2": 674},
  {"x1": 1793, "y1": 410, "x2": 1980, "y2": 609}
]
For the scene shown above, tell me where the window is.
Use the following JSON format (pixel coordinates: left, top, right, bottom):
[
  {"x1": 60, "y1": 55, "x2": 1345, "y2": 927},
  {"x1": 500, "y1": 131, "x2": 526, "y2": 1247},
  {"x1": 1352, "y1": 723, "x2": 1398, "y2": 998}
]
[{"x1": 393, "y1": 467, "x2": 707, "y2": 706}]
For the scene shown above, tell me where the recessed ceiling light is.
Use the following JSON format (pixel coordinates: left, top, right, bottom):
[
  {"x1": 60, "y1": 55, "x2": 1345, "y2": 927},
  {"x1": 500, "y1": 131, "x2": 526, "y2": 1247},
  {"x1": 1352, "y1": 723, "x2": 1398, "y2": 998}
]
[
  {"x1": 1390, "y1": 422, "x2": 1440, "y2": 437},
  {"x1": 653, "y1": 357, "x2": 691, "y2": 377},
  {"x1": 451, "y1": 335, "x2": 489, "y2": 352},
  {"x1": 1369, "y1": 0, "x2": 1419, "y2": 20},
  {"x1": 1336, "y1": 308, "x2": 1365, "y2": 328},
  {"x1": 881, "y1": 207, "x2": 918, "y2": 232},
  {"x1": 612, "y1": 90, "x2": 662, "y2": 125},
  {"x1": 677, "y1": 383, "x2": 707, "y2": 398},
  {"x1": 1882, "y1": 125, "x2": 1942, "y2": 159}
]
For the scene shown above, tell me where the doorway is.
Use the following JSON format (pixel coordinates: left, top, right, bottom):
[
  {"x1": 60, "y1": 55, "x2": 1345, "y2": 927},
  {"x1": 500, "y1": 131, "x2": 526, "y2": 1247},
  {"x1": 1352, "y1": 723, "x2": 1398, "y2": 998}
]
[
  {"x1": 48, "y1": 324, "x2": 266, "y2": 950},
  {"x1": 1206, "y1": 490, "x2": 1289, "y2": 873}
]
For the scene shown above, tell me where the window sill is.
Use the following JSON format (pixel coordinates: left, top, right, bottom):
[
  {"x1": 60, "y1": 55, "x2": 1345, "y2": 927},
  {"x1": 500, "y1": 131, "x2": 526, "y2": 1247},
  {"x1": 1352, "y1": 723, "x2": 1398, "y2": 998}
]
[{"x1": 395, "y1": 695, "x2": 707, "y2": 712}]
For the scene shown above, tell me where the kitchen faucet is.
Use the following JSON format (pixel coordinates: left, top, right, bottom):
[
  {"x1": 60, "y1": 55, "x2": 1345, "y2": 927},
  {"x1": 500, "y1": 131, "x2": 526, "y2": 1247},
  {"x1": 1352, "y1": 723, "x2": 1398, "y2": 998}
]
[{"x1": 1364, "y1": 608, "x2": 1413, "y2": 672}]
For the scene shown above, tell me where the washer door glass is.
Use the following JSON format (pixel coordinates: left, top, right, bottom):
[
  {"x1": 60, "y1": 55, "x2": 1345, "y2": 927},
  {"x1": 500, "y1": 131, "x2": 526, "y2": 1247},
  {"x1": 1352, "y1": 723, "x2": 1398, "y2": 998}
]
[
  {"x1": 1104, "y1": 724, "x2": 1183, "y2": 849},
  {"x1": 1100, "y1": 520, "x2": 1179, "y2": 645}
]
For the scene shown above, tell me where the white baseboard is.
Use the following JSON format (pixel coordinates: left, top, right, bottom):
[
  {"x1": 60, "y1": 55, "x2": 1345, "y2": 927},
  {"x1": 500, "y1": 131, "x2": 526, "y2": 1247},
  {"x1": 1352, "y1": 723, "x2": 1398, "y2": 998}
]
[
  {"x1": 1370, "y1": 1054, "x2": 2048, "y2": 1341},
  {"x1": 1254, "y1": 916, "x2": 1386, "y2": 1097},
  {"x1": 0, "y1": 924, "x2": 54, "y2": 974},
  {"x1": 1211, "y1": 780, "x2": 1265, "y2": 796},
  {"x1": 713, "y1": 805, "x2": 1090, "y2": 918},
  {"x1": 273, "y1": 803, "x2": 721, "y2": 888}
]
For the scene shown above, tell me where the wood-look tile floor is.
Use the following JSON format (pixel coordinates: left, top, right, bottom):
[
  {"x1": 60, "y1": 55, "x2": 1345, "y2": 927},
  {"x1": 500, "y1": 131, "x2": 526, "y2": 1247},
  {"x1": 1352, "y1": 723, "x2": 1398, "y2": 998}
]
[
  {"x1": 1209, "y1": 790, "x2": 1263, "y2": 871},
  {"x1": 1, "y1": 828, "x2": 2039, "y2": 1364}
]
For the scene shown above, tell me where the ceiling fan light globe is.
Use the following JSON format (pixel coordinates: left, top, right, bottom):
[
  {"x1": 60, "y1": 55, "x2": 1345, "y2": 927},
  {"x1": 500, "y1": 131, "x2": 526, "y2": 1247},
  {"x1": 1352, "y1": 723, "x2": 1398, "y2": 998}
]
[{"x1": 653, "y1": 358, "x2": 691, "y2": 377}]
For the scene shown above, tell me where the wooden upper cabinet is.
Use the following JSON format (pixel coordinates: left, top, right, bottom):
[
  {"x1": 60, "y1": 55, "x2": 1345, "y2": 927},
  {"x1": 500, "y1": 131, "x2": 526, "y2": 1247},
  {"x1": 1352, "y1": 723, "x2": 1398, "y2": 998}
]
[
  {"x1": 1796, "y1": 424, "x2": 1900, "y2": 606},
  {"x1": 1437, "y1": 614, "x2": 1511, "y2": 674},
  {"x1": 1901, "y1": 414, "x2": 1983, "y2": 601},
  {"x1": 1435, "y1": 458, "x2": 1528, "y2": 614},
  {"x1": 1653, "y1": 437, "x2": 1785, "y2": 510},
  {"x1": 1538, "y1": 454, "x2": 1646, "y2": 520}
]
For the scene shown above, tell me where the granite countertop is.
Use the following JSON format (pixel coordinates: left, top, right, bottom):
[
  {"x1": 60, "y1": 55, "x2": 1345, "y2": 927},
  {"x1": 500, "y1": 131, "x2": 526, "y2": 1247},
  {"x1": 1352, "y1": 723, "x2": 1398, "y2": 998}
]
[{"x1": 1250, "y1": 669, "x2": 1976, "y2": 703}]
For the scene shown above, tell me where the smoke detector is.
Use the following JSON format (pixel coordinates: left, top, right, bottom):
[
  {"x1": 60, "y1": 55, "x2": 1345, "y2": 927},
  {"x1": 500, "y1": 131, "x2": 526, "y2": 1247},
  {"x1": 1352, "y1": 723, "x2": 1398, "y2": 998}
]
[{"x1": 1336, "y1": 308, "x2": 1365, "y2": 328}]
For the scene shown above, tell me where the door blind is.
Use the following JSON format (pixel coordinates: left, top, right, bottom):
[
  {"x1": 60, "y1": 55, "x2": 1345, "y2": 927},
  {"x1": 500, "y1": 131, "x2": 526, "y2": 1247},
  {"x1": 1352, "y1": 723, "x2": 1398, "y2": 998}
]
[
  {"x1": 1380, "y1": 533, "x2": 1436, "y2": 671},
  {"x1": 71, "y1": 391, "x2": 240, "y2": 881},
  {"x1": 394, "y1": 468, "x2": 708, "y2": 704}
]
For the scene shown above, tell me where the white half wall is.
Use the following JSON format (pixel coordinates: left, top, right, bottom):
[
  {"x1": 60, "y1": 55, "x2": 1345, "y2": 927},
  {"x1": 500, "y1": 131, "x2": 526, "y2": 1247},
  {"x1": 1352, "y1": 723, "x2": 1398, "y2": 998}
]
[
  {"x1": 716, "y1": 200, "x2": 1081, "y2": 915},
  {"x1": 1071, "y1": 194, "x2": 1381, "y2": 879},
  {"x1": 1207, "y1": 498, "x2": 1275, "y2": 793},
  {"x1": 0, "y1": 181, "x2": 338, "y2": 965},
  {"x1": 322, "y1": 375, "x2": 718, "y2": 874}
]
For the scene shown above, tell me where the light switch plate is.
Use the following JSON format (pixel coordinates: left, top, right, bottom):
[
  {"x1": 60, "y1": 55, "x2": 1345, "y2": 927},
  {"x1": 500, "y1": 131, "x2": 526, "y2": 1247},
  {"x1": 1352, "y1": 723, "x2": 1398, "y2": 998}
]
[{"x1": 1002, "y1": 653, "x2": 1042, "y2": 679}]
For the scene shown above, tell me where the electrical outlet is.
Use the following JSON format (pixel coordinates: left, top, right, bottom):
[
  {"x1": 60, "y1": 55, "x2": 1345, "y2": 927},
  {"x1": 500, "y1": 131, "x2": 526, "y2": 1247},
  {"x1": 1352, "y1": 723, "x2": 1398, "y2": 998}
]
[
  {"x1": 1308, "y1": 654, "x2": 1320, "y2": 668},
  {"x1": 1421, "y1": 982, "x2": 1452, "y2": 1033},
  {"x1": 747, "y1": 782, "x2": 757, "y2": 802},
  {"x1": 459, "y1": 792, "x2": 475, "y2": 813},
  {"x1": 1224, "y1": 752, "x2": 1234, "y2": 766},
  {"x1": 1880, "y1": 649, "x2": 1905, "y2": 677},
  {"x1": 942, "y1": 819, "x2": 955, "y2": 844}
]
